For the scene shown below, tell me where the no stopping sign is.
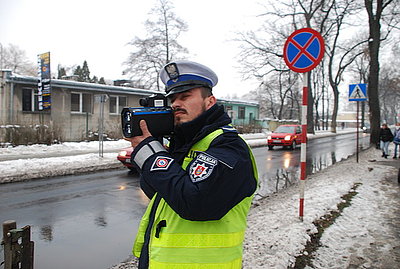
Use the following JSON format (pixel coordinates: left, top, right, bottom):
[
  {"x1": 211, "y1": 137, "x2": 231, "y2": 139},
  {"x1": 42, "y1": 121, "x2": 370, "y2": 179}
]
[{"x1": 283, "y1": 28, "x2": 325, "y2": 73}]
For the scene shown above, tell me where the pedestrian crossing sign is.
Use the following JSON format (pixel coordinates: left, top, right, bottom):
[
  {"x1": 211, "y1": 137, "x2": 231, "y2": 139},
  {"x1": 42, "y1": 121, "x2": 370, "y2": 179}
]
[{"x1": 349, "y1": 84, "x2": 367, "y2": 101}]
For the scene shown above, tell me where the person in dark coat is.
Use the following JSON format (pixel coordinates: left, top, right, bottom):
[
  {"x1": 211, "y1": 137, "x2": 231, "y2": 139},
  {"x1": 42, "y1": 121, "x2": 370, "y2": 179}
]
[{"x1": 379, "y1": 123, "x2": 394, "y2": 158}]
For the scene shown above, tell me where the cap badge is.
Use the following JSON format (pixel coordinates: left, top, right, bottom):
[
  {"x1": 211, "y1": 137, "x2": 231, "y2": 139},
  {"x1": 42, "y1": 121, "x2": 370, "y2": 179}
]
[{"x1": 165, "y1": 63, "x2": 179, "y2": 80}]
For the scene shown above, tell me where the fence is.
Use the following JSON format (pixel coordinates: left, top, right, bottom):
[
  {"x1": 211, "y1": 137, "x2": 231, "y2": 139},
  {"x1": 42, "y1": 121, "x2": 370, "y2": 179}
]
[{"x1": 1, "y1": 220, "x2": 34, "y2": 269}]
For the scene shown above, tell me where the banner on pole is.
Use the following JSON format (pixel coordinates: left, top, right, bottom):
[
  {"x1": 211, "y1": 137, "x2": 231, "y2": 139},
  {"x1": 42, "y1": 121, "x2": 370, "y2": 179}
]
[{"x1": 37, "y1": 52, "x2": 52, "y2": 110}]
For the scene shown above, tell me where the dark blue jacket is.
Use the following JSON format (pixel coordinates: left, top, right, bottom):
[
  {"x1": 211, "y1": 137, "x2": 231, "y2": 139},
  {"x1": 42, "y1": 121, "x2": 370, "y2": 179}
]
[{"x1": 134, "y1": 104, "x2": 257, "y2": 220}]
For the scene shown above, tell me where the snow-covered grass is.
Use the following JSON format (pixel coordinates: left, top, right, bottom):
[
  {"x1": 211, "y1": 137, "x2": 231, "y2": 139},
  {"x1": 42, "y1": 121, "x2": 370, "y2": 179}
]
[
  {"x1": 243, "y1": 146, "x2": 400, "y2": 268},
  {"x1": 0, "y1": 139, "x2": 132, "y2": 183}
]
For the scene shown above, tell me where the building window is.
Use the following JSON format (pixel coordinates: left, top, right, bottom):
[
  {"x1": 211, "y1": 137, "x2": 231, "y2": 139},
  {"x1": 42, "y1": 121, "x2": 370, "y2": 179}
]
[
  {"x1": 109, "y1": 96, "x2": 127, "y2": 114},
  {"x1": 224, "y1": 105, "x2": 232, "y2": 111},
  {"x1": 224, "y1": 105, "x2": 234, "y2": 119},
  {"x1": 238, "y1": 106, "x2": 245, "y2": 119},
  {"x1": 71, "y1": 92, "x2": 92, "y2": 113},
  {"x1": 22, "y1": 88, "x2": 40, "y2": 112}
]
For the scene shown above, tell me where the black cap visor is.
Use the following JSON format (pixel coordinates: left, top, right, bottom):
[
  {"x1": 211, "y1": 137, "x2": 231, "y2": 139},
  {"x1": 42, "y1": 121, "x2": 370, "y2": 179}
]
[{"x1": 165, "y1": 80, "x2": 211, "y2": 97}]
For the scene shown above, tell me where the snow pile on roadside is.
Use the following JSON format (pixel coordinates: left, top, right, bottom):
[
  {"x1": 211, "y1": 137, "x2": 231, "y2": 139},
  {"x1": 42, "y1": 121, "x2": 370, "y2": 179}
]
[
  {"x1": 0, "y1": 139, "x2": 131, "y2": 156},
  {"x1": 242, "y1": 146, "x2": 400, "y2": 268},
  {"x1": 0, "y1": 152, "x2": 122, "y2": 183},
  {"x1": 110, "y1": 146, "x2": 400, "y2": 269},
  {"x1": 0, "y1": 136, "x2": 269, "y2": 184}
]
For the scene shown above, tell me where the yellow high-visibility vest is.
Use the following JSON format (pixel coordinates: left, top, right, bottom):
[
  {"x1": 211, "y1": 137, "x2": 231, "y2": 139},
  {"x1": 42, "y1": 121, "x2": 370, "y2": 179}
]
[{"x1": 133, "y1": 128, "x2": 258, "y2": 268}]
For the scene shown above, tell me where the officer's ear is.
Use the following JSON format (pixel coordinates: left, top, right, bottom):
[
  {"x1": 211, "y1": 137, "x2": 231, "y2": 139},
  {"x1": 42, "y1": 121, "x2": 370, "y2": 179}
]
[{"x1": 206, "y1": 95, "x2": 216, "y2": 109}]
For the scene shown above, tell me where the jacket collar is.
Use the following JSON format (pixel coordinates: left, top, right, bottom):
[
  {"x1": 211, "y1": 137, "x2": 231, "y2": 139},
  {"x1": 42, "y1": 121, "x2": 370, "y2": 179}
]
[{"x1": 170, "y1": 104, "x2": 231, "y2": 160}]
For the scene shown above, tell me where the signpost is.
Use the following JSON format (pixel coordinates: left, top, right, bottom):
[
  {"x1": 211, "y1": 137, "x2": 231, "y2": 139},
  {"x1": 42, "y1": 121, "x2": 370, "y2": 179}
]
[
  {"x1": 95, "y1": 94, "x2": 109, "y2": 157},
  {"x1": 283, "y1": 28, "x2": 325, "y2": 73},
  {"x1": 37, "y1": 52, "x2": 52, "y2": 110},
  {"x1": 349, "y1": 83, "x2": 368, "y2": 163},
  {"x1": 349, "y1": 84, "x2": 367, "y2": 102},
  {"x1": 283, "y1": 28, "x2": 325, "y2": 221}
]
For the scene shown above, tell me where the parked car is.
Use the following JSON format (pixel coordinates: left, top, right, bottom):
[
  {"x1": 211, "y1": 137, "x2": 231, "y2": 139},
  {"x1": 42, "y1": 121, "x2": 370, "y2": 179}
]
[
  {"x1": 267, "y1": 125, "x2": 303, "y2": 150},
  {"x1": 117, "y1": 147, "x2": 136, "y2": 171}
]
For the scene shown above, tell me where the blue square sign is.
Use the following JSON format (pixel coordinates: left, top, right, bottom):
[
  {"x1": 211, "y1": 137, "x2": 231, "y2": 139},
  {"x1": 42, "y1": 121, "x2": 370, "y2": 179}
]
[{"x1": 349, "y1": 84, "x2": 367, "y2": 101}]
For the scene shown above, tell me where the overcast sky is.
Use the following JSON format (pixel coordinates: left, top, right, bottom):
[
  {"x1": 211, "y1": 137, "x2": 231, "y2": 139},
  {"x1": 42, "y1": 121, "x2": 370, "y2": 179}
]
[{"x1": 0, "y1": 0, "x2": 266, "y2": 98}]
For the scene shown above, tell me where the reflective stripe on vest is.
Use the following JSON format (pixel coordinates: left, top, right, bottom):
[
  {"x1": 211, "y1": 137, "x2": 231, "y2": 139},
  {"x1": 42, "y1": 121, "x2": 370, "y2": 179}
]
[
  {"x1": 149, "y1": 258, "x2": 242, "y2": 269},
  {"x1": 133, "y1": 127, "x2": 258, "y2": 268}
]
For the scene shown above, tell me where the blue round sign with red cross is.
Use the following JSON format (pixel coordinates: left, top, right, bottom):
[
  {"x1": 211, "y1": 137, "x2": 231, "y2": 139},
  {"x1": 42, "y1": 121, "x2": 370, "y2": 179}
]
[{"x1": 283, "y1": 28, "x2": 325, "y2": 73}]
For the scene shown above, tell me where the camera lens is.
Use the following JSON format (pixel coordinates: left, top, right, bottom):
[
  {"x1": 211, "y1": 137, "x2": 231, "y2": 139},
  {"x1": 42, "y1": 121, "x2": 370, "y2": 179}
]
[
  {"x1": 124, "y1": 111, "x2": 131, "y2": 121},
  {"x1": 124, "y1": 124, "x2": 132, "y2": 135},
  {"x1": 139, "y1": 98, "x2": 148, "y2": 107}
]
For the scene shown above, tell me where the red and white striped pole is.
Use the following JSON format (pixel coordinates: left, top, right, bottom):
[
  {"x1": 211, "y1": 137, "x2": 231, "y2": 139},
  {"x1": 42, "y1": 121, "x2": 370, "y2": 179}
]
[{"x1": 299, "y1": 72, "x2": 308, "y2": 221}]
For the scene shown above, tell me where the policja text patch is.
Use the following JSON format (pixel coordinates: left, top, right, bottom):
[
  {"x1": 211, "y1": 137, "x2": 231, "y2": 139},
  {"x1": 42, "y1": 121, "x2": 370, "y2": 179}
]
[{"x1": 189, "y1": 153, "x2": 218, "y2": 182}]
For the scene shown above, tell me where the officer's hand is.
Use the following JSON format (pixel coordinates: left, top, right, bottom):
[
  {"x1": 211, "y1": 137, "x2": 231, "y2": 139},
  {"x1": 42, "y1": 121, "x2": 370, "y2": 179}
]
[{"x1": 124, "y1": 120, "x2": 152, "y2": 148}]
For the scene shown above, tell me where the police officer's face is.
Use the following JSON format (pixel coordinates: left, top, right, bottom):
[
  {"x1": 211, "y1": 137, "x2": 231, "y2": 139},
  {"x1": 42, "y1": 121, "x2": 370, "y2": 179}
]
[{"x1": 169, "y1": 88, "x2": 216, "y2": 125}]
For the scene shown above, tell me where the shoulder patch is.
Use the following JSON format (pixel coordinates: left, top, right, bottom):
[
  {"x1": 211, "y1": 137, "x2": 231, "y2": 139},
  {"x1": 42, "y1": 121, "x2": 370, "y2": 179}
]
[
  {"x1": 189, "y1": 153, "x2": 218, "y2": 183},
  {"x1": 150, "y1": 156, "x2": 173, "y2": 171},
  {"x1": 221, "y1": 126, "x2": 237, "y2": 133}
]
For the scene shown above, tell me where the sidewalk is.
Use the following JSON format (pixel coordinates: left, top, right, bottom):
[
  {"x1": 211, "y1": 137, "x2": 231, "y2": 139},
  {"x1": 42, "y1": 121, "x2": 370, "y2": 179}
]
[{"x1": 110, "y1": 143, "x2": 400, "y2": 269}]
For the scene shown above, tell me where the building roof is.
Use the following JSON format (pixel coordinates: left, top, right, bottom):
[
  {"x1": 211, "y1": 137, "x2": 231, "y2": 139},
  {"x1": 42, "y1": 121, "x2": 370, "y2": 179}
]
[
  {"x1": 3, "y1": 71, "x2": 160, "y2": 97},
  {"x1": 217, "y1": 98, "x2": 259, "y2": 107}
]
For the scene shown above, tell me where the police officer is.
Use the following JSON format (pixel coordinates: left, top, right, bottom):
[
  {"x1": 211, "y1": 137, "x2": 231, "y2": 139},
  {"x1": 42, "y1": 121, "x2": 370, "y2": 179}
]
[{"x1": 126, "y1": 60, "x2": 258, "y2": 268}]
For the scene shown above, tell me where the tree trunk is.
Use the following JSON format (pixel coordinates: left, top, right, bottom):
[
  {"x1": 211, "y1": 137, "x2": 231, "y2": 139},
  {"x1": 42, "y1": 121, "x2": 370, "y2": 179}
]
[
  {"x1": 365, "y1": 0, "x2": 382, "y2": 147},
  {"x1": 307, "y1": 72, "x2": 315, "y2": 134},
  {"x1": 331, "y1": 85, "x2": 339, "y2": 133}
]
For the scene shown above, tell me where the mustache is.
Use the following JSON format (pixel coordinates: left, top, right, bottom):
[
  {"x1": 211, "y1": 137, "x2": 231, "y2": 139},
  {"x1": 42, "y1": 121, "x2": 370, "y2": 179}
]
[{"x1": 173, "y1": 108, "x2": 187, "y2": 114}]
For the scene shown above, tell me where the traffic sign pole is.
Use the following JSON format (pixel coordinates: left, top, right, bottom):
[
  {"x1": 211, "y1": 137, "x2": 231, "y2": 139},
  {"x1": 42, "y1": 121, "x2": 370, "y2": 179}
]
[
  {"x1": 299, "y1": 73, "x2": 308, "y2": 221},
  {"x1": 348, "y1": 83, "x2": 368, "y2": 164},
  {"x1": 356, "y1": 102, "x2": 360, "y2": 163},
  {"x1": 283, "y1": 28, "x2": 325, "y2": 221}
]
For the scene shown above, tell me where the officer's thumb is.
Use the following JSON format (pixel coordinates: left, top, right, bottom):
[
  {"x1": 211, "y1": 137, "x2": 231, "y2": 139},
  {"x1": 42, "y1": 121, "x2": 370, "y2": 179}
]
[{"x1": 139, "y1": 120, "x2": 151, "y2": 137}]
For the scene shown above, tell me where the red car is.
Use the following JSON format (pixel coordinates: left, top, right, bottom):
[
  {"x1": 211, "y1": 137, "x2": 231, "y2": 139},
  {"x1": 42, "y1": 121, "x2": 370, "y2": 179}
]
[
  {"x1": 117, "y1": 147, "x2": 136, "y2": 171},
  {"x1": 267, "y1": 125, "x2": 303, "y2": 150}
]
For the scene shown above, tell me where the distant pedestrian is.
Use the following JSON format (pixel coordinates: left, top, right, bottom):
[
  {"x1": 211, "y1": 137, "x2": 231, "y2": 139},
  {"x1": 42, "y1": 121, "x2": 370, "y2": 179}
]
[
  {"x1": 379, "y1": 123, "x2": 394, "y2": 158},
  {"x1": 393, "y1": 123, "x2": 400, "y2": 159}
]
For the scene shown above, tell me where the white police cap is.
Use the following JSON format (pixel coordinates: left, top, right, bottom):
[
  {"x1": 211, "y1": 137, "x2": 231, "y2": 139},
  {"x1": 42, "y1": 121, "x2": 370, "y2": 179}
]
[{"x1": 159, "y1": 60, "x2": 218, "y2": 96}]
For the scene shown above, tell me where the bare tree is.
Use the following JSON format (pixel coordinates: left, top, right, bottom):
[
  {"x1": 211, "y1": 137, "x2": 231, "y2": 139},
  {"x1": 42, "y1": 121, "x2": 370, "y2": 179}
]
[
  {"x1": 123, "y1": 0, "x2": 189, "y2": 90},
  {"x1": 348, "y1": 46, "x2": 370, "y2": 128},
  {"x1": 378, "y1": 42, "x2": 400, "y2": 124},
  {"x1": 364, "y1": 0, "x2": 399, "y2": 146},
  {"x1": 0, "y1": 43, "x2": 36, "y2": 76},
  {"x1": 236, "y1": 0, "x2": 331, "y2": 133},
  {"x1": 321, "y1": 0, "x2": 367, "y2": 133}
]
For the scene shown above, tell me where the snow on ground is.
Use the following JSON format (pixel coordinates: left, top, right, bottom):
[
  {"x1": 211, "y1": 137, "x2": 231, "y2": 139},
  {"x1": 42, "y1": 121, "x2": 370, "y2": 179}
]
[
  {"x1": 0, "y1": 139, "x2": 132, "y2": 183},
  {"x1": 242, "y1": 146, "x2": 400, "y2": 268}
]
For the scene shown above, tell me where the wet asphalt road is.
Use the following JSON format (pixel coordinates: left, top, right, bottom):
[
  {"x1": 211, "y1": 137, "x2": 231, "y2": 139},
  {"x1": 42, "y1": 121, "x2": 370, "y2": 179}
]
[{"x1": 0, "y1": 132, "x2": 370, "y2": 269}]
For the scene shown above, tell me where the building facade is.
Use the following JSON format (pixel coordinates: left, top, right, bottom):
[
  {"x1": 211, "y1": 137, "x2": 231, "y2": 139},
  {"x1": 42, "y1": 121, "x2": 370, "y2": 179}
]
[
  {"x1": 218, "y1": 99, "x2": 259, "y2": 126},
  {"x1": 0, "y1": 71, "x2": 260, "y2": 143}
]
